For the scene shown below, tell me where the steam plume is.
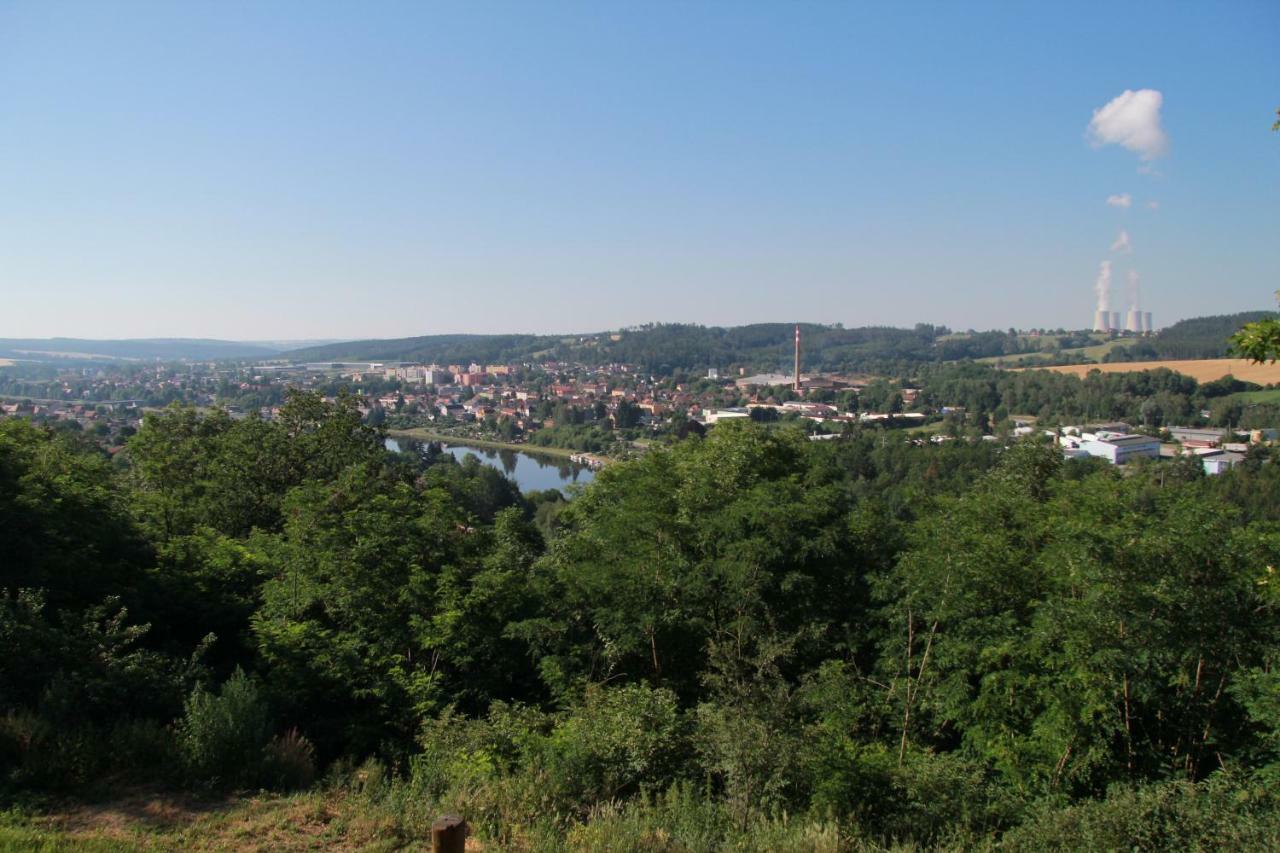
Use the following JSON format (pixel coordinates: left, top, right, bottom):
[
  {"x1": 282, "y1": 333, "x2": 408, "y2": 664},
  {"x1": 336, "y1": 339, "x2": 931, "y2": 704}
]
[
  {"x1": 1094, "y1": 260, "x2": 1112, "y2": 311},
  {"x1": 1111, "y1": 229, "x2": 1131, "y2": 253}
]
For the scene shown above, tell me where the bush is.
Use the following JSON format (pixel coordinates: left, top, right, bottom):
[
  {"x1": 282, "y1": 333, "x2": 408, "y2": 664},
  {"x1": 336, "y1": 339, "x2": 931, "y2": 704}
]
[
  {"x1": 564, "y1": 782, "x2": 842, "y2": 852},
  {"x1": 805, "y1": 740, "x2": 1008, "y2": 844},
  {"x1": 1002, "y1": 774, "x2": 1280, "y2": 851},
  {"x1": 259, "y1": 722, "x2": 317, "y2": 788},
  {"x1": 0, "y1": 712, "x2": 103, "y2": 791},
  {"x1": 543, "y1": 684, "x2": 687, "y2": 807},
  {"x1": 410, "y1": 687, "x2": 687, "y2": 842},
  {"x1": 107, "y1": 718, "x2": 180, "y2": 781},
  {"x1": 412, "y1": 704, "x2": 558, "y2": 844},
  {"x1": 176, "y1": 668, "x2": 271, "y2": 788},
  {"x1": 262, "y1": 727, "x2": 317, "y2": 791}
]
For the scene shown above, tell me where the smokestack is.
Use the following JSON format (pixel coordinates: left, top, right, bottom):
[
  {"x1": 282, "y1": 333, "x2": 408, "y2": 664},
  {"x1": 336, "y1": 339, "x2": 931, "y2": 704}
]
[{"x1": 793, "y1": 324, "x2": 801, "y2": 392}]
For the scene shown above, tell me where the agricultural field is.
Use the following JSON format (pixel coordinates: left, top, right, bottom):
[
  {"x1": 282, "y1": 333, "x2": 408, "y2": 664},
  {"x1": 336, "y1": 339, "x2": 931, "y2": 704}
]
[
  {"x1": 975, "y1": 334, "x2": 1120, "y2": 366},
  {"x1": 1025, "y1": 358, "x2": 1280, "y2": 384},
  {"x1": 1071, "y1": 338, "x2": 1128, "y2": 361}
]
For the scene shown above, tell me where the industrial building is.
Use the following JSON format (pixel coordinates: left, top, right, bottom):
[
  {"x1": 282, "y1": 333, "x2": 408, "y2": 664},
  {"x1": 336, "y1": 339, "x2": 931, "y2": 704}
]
[
  {"x1": 1078, "y1": 432, "x2": 1161, "y2": 465},
  {"x1": 1093, "y1": 311, "x2": 1154, "y2": 333}
]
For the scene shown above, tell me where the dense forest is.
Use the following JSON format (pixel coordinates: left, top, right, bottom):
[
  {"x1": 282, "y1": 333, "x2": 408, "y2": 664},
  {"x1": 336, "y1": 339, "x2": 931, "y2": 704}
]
[
  {"x1": 908, "y1": 363, "x2": 1280, "y2": 429},
  {"x1": 281, "y1": 312, "x2": 1280, "y2": 377},
  {"x1": 282, "y1": 323, "x2": 1047, "y2": 375},
  {"x1": 4, "y1": 391, "x2": 1280, "y2": 848},
  {"x1": 1107, "y1": 311, "x2": 1280, "y2": 362}
]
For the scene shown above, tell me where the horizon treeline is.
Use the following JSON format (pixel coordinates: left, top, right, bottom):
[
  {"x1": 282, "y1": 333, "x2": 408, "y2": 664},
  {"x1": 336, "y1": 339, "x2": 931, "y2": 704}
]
[
  {"x1": 281, "y1": 311, "x2": 1274, "y2": 375},
  {"x1": 4, "y1": 393, "x2": 1280, "y2": 847}
]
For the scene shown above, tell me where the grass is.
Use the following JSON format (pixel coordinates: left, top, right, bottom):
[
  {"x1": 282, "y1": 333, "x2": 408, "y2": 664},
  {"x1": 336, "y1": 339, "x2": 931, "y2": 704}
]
[
  {"x1": 1231, "y1": 388, "x2": 1280, "y2": 404},
  {"x1": 0, "y1": 789, "x2": 421, "y2": 852},
  {"x1": 907, "y1": 419, "x2": 949, "y2": 435},
  {"x1": 1073, "y1": 338, "x2": 1127, "y2": 361},
  {"x1": 975, "y1": 336, "x2": 1121, "y2": 366},
  {"x1": 0, "y1": 784, "x2": 850, "y2": 852}
]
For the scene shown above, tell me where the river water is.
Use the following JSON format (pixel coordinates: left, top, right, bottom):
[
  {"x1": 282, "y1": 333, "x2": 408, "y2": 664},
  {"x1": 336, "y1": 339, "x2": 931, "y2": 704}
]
[{"x1": 386, "y1": 437, "x2": 596, "y2": 494}]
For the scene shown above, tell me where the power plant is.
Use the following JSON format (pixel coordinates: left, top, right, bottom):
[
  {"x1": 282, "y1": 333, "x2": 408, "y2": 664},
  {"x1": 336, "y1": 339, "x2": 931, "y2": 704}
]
[
  {"x1": 1092, "y1": 308, "x2": 1153, "y2": 333},
  {"x1": 1091, "y1": 264, "x2": 1153, "y2": 333}
]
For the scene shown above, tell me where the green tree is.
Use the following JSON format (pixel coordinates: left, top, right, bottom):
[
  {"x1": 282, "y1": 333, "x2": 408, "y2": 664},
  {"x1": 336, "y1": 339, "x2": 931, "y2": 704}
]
[
  {"x1": 251, "y1": 466, "x2": 478, "y2": 754},
  {"x1": 1229, "y1": 293, "x2": 1280, "y2": 363}
]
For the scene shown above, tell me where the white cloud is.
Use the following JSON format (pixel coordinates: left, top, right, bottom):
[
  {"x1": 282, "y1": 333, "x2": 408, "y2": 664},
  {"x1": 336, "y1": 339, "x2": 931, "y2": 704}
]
[
  {"x1": 1111, "y1": 229, "x2": 1131, "y2": 253},
  {"x1": 1146, "y1": 200, "x2": 1159, "y2": 210},
  {"x1": 1106, "y1": 193, "x2": 1132, "y2": 208},
  {"x1": 1087, "y1": 89, "x2": 1169, "y2": 160}
]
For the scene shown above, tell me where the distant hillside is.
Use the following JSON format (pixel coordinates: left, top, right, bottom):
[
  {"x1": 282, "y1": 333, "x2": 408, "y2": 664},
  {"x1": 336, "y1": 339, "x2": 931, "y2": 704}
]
[
  {"x1": 286, "y1": 323, "x2": 1142, "y2": 374},
  {"x1": 0, "y1": 338, "x2": 284, "y2": 362},
  {"x1": 282, "y1": 323, "x2": 981, "y2": 374},
  {"x1": 1105, "y1": 311, "x2": 1279, "y2": 362},
  {"x1": 284, "y1": 333, "x2": 559, "y2": 365}
]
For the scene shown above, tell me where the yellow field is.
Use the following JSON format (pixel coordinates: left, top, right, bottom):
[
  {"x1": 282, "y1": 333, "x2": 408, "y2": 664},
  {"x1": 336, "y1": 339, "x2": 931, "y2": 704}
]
[
  {"x1": 0, "y1": 358, "x2": 13, "y2": 367},
  {"x1": 1024, "y1": 358, "x2": 1280, "y2": 384}
]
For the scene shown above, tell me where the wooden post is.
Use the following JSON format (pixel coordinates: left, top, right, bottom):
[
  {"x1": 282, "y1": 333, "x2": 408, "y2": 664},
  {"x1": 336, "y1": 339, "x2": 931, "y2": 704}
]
[{"x1": 431, "y1": 815, "x2": 467, "y2": 853}]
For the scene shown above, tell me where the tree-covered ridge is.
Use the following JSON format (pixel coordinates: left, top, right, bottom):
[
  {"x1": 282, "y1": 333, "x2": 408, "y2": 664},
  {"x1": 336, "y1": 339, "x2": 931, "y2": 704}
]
[
  {"x1": 281, "y1": 311, "x2": 1280, "y2": 378},
  {"x1": 1107, "y1": 310, "x2": 1280, "y2": 361},
  {"x1": 4, "y1": 402, "x2": 1280, "y2": 847},
  {"x1": 283, "y1": 332, "x2": 557, "y2": 367},
  {"x1": 281, "y1": 322, "x2": 1032, "y2": 374}
]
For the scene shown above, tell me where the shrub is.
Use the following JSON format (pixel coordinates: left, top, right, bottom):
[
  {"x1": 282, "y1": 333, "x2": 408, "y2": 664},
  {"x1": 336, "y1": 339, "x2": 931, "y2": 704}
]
[
  {"x1": 564, "y1": 782, "x2": 843, "y2": 852},
  {"x1": 543, "y1": 683, "x2": 687, "y2": 807},
  {"x1": 176, "y1": 668, "x2": 271, "y2": 788},
  {"x1": 262, "y1": 727, "x2": 317, "y2": 791},
  {"x1": 107, "y1": 718, "x2": 180, "y2": 781},
  {"x1": 0, "y1": 712, "x2": 104, "y2": 790},
  {"x1": 412, "y1": 704, "x2": 558, "y2": 844},
  {"x1": 413, "y1": 703, "x2": 549, "y2": 797},
  {"x1": 806, "y1": 740, "x2": 1008, "y2": 844},
  {"x1": 1002, "y1": 774, "x2": 1280, "y2": 851}
]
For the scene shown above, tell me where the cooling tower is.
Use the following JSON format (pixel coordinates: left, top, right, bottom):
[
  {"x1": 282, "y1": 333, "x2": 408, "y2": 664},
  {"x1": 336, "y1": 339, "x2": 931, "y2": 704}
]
[
  {"x1": 1143, "y1": 312, "x2": 1152, "y2": 334},
  {"x1": 1125, "y1": 310, "x2": 1141, "y2": 333},
  {"x1": 1110, "y1": 312, "x2": 1121, "y2": 331},
  {"x1": 1093, "y1": 310, "x2": 1110, "y2": 331}
]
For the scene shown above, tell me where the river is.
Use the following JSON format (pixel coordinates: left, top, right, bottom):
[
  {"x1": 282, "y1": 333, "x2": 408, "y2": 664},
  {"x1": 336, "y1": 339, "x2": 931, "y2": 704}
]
[{"x1": 385, "y1": 437, "x2": 596, "y2": 494}]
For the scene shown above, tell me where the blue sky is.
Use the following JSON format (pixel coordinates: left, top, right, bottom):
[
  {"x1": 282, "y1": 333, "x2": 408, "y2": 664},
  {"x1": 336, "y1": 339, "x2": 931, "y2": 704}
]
[{"x1": 1, "y1": 1, "x2": 1276, "y2": 339}]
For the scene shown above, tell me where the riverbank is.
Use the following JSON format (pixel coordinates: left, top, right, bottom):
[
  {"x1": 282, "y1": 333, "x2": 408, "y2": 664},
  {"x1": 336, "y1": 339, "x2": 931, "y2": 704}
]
[{"x1": 388, "y1": 428, "x2": 606, "y2": 463}]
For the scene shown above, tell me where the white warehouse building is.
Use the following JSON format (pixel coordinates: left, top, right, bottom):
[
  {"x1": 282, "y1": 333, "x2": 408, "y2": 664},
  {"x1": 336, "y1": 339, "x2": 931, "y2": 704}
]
[{"x1": 1079, "y1": 433, "x2": 1161, "y2": 465}]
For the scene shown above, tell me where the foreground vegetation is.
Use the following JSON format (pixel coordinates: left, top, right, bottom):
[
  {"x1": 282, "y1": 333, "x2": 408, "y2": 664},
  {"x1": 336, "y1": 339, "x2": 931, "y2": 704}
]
[
  {"x1": 7, "y1": 771, "x2": 1280, "y2": 851},
  {"x1": 5, "y1": 391, "x2": 1280, "y2": 848}
]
